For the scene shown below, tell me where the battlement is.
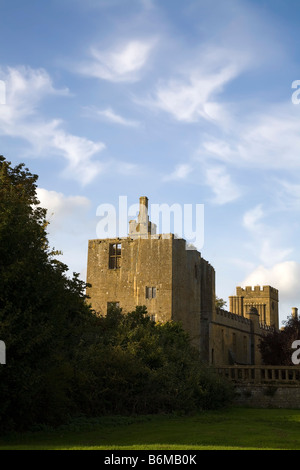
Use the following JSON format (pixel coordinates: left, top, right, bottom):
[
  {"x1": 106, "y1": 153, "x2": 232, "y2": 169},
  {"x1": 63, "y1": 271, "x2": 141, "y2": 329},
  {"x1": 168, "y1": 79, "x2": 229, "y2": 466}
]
[
  {"x1": 89, "y1": 234, "x2": 177, "y2": 246},
  {"x1": 236, "y1": 285, "x2": 278, "y2": 299},
  {"x1": 216, "y1": 308, "x2": 251, "y2": 326},
  {"x1": 230, "y1": 284, "x2": 279, "y2": 330},
  {"x1": 237, "y1": 285, "x2": 278, "y2": 293}
]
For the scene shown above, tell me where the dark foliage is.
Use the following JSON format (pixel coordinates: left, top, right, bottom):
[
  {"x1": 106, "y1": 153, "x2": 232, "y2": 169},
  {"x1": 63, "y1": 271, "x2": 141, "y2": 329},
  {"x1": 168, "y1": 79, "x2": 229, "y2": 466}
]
[
  {"x1": 71, "y1": 305, "x2": 233, "y2": 416},
  {"x1": 259, "y1": 315, "x2": 300, "y2": 365}
]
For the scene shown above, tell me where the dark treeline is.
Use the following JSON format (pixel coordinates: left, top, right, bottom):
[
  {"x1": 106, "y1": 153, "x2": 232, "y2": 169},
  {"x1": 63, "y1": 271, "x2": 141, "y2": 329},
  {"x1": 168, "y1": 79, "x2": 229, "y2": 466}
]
[
  {"x1": 259, "y1": 315, "x2": 300, "y2": 365},
  {"x1": 0, "y1": 156, "x2": 233, "y2": 432}
]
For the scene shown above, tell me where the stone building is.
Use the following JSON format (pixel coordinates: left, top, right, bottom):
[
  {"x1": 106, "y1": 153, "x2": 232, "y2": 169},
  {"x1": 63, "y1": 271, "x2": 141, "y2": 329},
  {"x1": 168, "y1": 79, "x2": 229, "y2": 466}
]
[
  {"x1": 86, "y1": 196, "x2": 279, "y2": 366},
  {"x1": 229, "y1": 286, "x2": 279, "y2": 330}
]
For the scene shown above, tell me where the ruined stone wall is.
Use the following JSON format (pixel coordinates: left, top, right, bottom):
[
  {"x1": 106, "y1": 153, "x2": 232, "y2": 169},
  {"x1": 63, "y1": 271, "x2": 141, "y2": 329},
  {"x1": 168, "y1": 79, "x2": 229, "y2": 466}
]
[
  {"x1": 86, "y1": 233, "x2": 216, "y2": 356},
  {"x1": 86, "y1": 236, "x2": 173, "y2": 322}
]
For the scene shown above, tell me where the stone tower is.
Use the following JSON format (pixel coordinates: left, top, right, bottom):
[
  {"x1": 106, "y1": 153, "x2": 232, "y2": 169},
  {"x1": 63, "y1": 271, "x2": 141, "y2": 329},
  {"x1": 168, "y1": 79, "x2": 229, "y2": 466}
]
[
  {"x1": 229, "y1": 285, "x2": 279, "y2": 330},
  {"x1": 86, "y1": 196, "x2": 215, "y2": 358}
]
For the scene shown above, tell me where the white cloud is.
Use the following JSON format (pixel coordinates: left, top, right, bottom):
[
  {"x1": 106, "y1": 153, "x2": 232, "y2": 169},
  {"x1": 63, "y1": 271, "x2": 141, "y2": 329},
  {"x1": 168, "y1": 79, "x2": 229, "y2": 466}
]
[
  {"x1": 275, "y1": 179, "x2": 300, "y2": 212},
  {"x1": 37, "y1": 188, "x2": 91, "y2": 234},
  {"x1": 0, "y1": 66, "x2": 106, "y2": 185},
  {"x1": 147, "y1": 66, "x2": 236, "y2": 123},
  {"x1": 51, "y1": 130, "x2": 106, "y2": 185},
  {"x1": 84, "y1": 105, "x2": 140, "y2": 127},
  {"x1": 201, "y1": 103, "x2": 300, "y2": 170},
  {"x1": 36, "y1": 188, "x2": 94, "y2": 279},
  {"x1": 242, "y1": 204, "x2": 292, "y2": 266},
  {"x1": 0, "y1": 66, "x2": 68, "y2": 127},
  {"x1": 243, "y1": 204, "x2": 264, "y2": 232},
  {"x1": 279, "y1": 180, "x2": 300, "y2": 199},
  {"x1": 115, "y1": 161, "x2": 140, "y2": 175},
  {"x1": 162, "y1": 161, "x2": 240, "y2": 205},
  {"x1": 205, "y1": 165, "x2": 240, "y2": 204},
  {"x1": 163, "y1": 163, "x2": 192, "y2": 181},
  {"x1": 78, "y1": 38, "x2": 156, "y2": 83},
  {"x1": 243, "y1": 262, "x2": 300, "y2": 298},
  {"x1": 243, "y1": 261, "x2": 300, "y2": 322},
  {"x1": 142, "y1": 45, "x2": 248, "y2": 123}
]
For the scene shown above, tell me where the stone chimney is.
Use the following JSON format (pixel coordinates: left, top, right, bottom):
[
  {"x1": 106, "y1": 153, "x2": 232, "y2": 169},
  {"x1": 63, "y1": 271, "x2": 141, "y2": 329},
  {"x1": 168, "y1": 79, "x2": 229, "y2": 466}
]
[
  {"x1": 292, "y1": 307, "x2": 298, "y2": 319},
  {"x1": 129, "y1": 196, "x2": 156, "y2": 238},
  {"x1": 137, "y1": 196, "x2": 149, "y2": 226}
]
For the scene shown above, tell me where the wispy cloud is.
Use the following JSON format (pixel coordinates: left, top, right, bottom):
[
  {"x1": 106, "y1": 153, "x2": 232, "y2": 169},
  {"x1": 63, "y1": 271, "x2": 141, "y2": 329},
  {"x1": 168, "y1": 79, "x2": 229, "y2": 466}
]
[
  {"x1": 162, "y1": 159, "x2": 240, "y2": 205},
  {"x1": 242, "y1": 204, "x2": 292, "y2": 266},
  {"x1": 78, "y1": 38, "x2": 156, "y2": 83},
  {"x1": 275, "y1": 179, "x2": 300, "y2": 211},
  {"x1": 141, "y1": 46, "x2": 249, "y2": 123},
  {"x1": 163, "y1": 163, "x2": 192, "y2": 182},
  {"x1": 0, "y1": 66, "x2": 69, "y2": 122},
  {"x1": 201, "y1": 103, "x2": 300, "y2": 170},
  {"x1": 243, "y1": 204, "x2": 264, "y2": 232},
  {"x1": 0, "y1": 66, "x2": 106, "y2": 185},
  {"x1": 205, "y1": 165, "x2": 240, "y2": 205},
  {"x1": 83, "y1": 105, "x2": 140, "y2": 127}
]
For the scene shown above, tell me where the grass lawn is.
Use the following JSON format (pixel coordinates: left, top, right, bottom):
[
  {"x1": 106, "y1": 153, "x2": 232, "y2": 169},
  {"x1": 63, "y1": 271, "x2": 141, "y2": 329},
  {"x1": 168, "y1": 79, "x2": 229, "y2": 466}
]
[{"x1": 1, "y1": 407, "x2": 300, "y2": 450}]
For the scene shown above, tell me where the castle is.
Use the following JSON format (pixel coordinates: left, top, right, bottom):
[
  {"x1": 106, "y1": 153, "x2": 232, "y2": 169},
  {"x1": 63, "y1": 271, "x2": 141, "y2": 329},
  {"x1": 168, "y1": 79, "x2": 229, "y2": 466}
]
[{"x1": 86, "y1": 196, "x2": 279, "y2": 366}]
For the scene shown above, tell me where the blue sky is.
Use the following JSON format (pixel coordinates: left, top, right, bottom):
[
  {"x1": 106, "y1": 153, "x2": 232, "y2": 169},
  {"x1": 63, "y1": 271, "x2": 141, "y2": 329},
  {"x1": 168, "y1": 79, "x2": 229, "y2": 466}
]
[{"x1": 1, "y1": 0, "x2": 300, "y2": 325}]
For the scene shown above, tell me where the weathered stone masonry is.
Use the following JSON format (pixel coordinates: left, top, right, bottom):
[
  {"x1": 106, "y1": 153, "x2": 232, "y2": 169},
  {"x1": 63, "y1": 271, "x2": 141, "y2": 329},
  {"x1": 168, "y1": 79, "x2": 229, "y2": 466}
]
[{"x1": 86, "y1": 196, "x2": 279, "y2": 366}]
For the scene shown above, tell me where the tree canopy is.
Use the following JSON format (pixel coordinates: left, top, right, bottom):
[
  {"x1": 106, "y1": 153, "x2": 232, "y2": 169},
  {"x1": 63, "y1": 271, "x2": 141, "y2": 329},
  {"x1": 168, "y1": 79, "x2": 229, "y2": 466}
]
[
  {"x1": 0, "y1": 156, "x2": 94, "y2": 429},
  {"x1": 259, "y1": 315, "x2": 300, "y2": 365}
]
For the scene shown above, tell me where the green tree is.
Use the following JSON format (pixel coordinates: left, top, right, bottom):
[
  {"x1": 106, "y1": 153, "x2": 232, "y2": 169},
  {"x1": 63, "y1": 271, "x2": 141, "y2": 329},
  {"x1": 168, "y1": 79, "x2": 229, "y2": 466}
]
[
  {"x1": 259, "y1": 315, "x2": 300, "y2": 365},
  {"x1": 0, "y1": 156, "x2": 93, "y2": 430},
  {"x1": 72, "y1": 305, "x2": 233, "y2": 416},
  {"x1": 215, "y1": 296, "x2": 227, "y2": 309}
]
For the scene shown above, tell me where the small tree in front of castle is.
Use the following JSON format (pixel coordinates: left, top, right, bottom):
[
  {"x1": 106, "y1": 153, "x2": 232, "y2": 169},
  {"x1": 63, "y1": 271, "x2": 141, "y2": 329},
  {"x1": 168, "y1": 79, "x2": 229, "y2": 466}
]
[{"x1": 215, "y1": 296, "x2": 227, "y2": 310}]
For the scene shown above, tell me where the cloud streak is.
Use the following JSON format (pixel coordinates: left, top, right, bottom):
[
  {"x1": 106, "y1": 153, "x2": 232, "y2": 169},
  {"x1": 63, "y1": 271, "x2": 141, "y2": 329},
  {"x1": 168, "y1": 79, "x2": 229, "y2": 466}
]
[
  {"x1": 205, "y1": 165, "x2": 240, "y2": 205},
  {"x1": 83, "y1": 105, "x2": 140, "y2": 127},
  {"x1": 201, "y1": 103, "x2": 300, "y2": 170},
  {"x1": 78, "y1": 38, "x2": 156, "y2": 83},
  {"x1": 242, "y1": 204, "x2": 292, "y2": 266},
  {"x1": 163, "y1": 163, "x2": 192, "y2": 182},
  {"x1": 140, "y1": 44, "x2": 249, "y2": 123},
  {"x1": 0, "y1": 66, "x2": 106, "y2": 185}
]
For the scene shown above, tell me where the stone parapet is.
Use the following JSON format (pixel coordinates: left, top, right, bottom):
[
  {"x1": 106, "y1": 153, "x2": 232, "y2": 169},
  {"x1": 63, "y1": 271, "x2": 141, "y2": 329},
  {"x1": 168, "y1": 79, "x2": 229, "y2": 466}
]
[{"x1": 217, "y1": 365, "x2": 300, "y2": 384}]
